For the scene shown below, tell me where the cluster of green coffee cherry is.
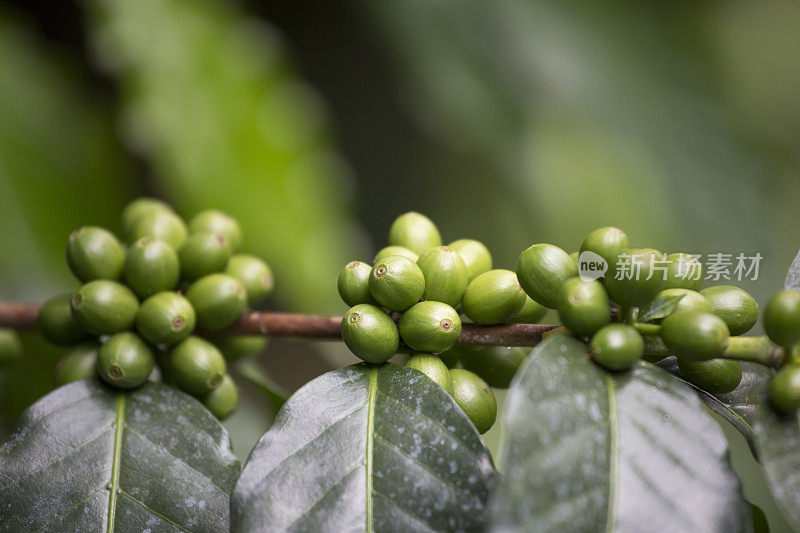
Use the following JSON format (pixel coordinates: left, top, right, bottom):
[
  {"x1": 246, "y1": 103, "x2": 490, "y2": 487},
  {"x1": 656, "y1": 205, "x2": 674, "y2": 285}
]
[
  {"x1": 763, "y1": 289, "x2": 800, "y2": 414},
  {"x1": 36, "y1": 198, "x2": 273, "y2": 419}
]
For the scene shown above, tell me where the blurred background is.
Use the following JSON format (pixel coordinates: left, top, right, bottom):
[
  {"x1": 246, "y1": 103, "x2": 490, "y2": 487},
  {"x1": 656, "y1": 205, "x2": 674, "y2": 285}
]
[{"x1": 0, "y1": 0, "x2": 798, "y2": 529}]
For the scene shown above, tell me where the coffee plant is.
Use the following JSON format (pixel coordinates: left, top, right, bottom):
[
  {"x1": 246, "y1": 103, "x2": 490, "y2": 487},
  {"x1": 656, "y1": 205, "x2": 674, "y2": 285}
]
[{"x1": 3, "y1": 204, "x2": 800, "y2": 531}]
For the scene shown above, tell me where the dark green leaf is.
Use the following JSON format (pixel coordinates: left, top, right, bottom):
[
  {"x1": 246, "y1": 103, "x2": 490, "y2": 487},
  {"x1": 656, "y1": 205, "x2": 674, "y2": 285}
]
[
  {"x1": 489, "y1": 334, "x2": 749, "y2": 532},
  {"x1": 0, "y1": 380, "x2": 240, "y2": 531},
  {"x1": 638, "y1": 292, "x2": 685, "y2": 322},
  {"x1": 232, "y1": 363, "x2": 495, "y2": 532}
]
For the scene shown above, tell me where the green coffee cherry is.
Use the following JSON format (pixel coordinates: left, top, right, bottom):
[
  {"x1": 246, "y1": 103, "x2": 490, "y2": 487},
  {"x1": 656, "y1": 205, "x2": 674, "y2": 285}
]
[
  {"x1": 186, "y1": 273, "x2": 247, "y2": 330},
  {"x1": 664, "y1": 253, "x2": 703, "y2": 291},
  {"x1": 508, "y1": 296, "x2": 548, "y2": 324},
  {"x1": 459, "y1": 346, "x2": 528, "y2": 388},
  {"x1": 655, "y1": 288, "x2": 712, "y2": 315},
  {"x1": 368, "y1": 255, "x2": 425, "y2": 311},
  {"x1": 128, "y1": 210, "x2": 188, "y2": 249},
  {"x1": 677, "y1": 358, "x2": 742, "y2": 395},
  {"x1": 557, "y1": 277, "x2": 610, "y2": 338},
  {"x1": 123, "y1": 237, "x2": 180, "y2": 298},
  {"x1": 516, "y1": 243, "x2": 578, "y2": 309},
  {"x1": 341, "y1": 304, "x2": 399, "y2": 364},
  {"x1": 589, "y1": 324, "x2": 644, "y2": 371},
  {"x1": 374, "y1": 246, "x2": 418, "y2": 264},
  {"x1": 660, "y1": 310, "x2": 729, "y2": 362},
  {"x1": 225, "y1": 254, "x2": 274, "y2": 304},
  {"x1": 447, "y1": 239, "x2": 492, "y2": 282},
  {"x1": 764, "y1": 289, "x2": 800, "y2": 349},
  {"x1": 55, "y1": 342, "x2": 99, "y2": 386},
  {"x1": 71, "y1": 280, "x2": 139, "y2": 335},
  {"x1": 462, "y1": 269, "x2": 526, "y2": 325},
  {"x1": 215, "y1": 335, "x2": 267, "y2": 362},
  {"x1": 66, "y1": 226, "x2": 125, "y2": 282},
  {"x1": 768, "y1": 363, "x2": 800, "y2": 415},
  {"x1": 121, "y1": 198, "x2": 174, "y2": 239},
  {"x1": 569, "y1": 252, "x2": 579, "y2": 267},
  {"x1": 189, "y1": 210, "x2": 243, "y2": 252},
  {"x1": 450, "y1": 369, "x2": 497, "y2": 434},
  {"x1": 0, "y1": 329, "x2": 22, "y2": 366},
  {"x1": 579, "y1": 226, "x2": 629, "y2": 265},
  {"x1": 202, "y1": 374, "x2": 238, "y2": 420},
  {"x1": 135, "y1": 292, "x2": 196, "y2": 345},
  {"x1": 168, "y1": 336, "x2": 227, "y2": 395},
  {"x1": 38, "y1": 293, "x2": 90, "y2": 345},
  {"x1": 399, "y1": 301, "x2": 461, "y2": 354},
  {"x1": 388, "y1": 212, "x2": 441, "y2": 255},
  {"x1": 179, "y1": 232, "x2": 232, "y2": 281},
  {"x1": 97, "y1": 332, "x2": 155, "y2": 389},
  {"x1": 700, "y1": 285, "x2": 758, "y2": 336},
  {"x1": 338, "y1": 261, "x2": 376, "y2": 307},
  {"x1": 416, "y1": 246, "x2": 468, "y2": 307},
  {"x1": 603, "y1": 248, "x2": 666, "y2": 309},
  {"x1": 406, "y1": 353, "x2": 453, "y2": 393}
]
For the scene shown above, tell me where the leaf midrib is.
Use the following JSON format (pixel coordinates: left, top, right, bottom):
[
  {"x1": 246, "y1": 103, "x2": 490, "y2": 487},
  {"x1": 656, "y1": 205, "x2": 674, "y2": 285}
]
[
  {"x1": 604, "y1": 374, "x2": 618, "y2": 533},
  {"x1": 365, "y1": 367, "x2": 378, "y2": 533},
  {"x1": 107, "y1": 393, "x2": 125, "y2": 533}
]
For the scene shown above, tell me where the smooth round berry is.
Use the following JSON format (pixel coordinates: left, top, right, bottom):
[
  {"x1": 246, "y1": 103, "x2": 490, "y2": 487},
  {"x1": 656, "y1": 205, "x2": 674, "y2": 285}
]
[
  {"x1": 38, "y1": 293, "x2": 90, "y2": 345},
  {"x1": 368, "y1": 255, "x2": 425, "y2": 311},
  {"x1": 603, "y1": 248, "x2": 666, "y2": 309},
  {"x1": 341, "y1": 304, "x2": 399, "y2": 364},
  {"x1": 121, "y1": 197, "x2": 174, "y2": 239},
  {"x1": 655, "y1": 288, "x2": 713, "y2": 315},
  {"x1": 135, "y1": 292, "x2": 195, "y2": 345},
  {"x1": 374, "y1": 246, "x2": 418, "y2": 264},
  {"x1": 399, "y1": 301, "x2": 461, "y2": 354},
  {"x1": 337, "y1": 261, "x2": 377, "y2": 307},
  {"x1": 66, "y1": 226, "x2": 125, "y2": 282},
  {"x1": 763, "y1": 289, "x2": 800, "y2": 349},
  {"x1": 179, "y1": 232, "x2": 232, "y2": 281},
  {"x1": 459, "y1": 346, "x2": 528, "y2": 388},
  {"x1": 589, "y1": 324, "x2": 644, "y2": 371},
  {"x1": 664, "y1": 253, "x2": 703, "y2": 291},
  {"x1": 677, "y1": 358, "x2": 742, "y2": 395},
  {"x1": 449, "y1": 369, "x2": 497, "y2": 434},
  {"x1": 416, "y1": 246, "x2": 468, "y2": 307},
  {"x1": 54, "y1": 342, "x2": 99, "y2": 386},
  {"x1": 579, "y1": 226, "x2": 629, "y2": 265},
  {"x1": 557, "y1": 277, "x2": 610, "y2": 338},
  {"x1": 186, "y1": 273, "x2": 247, "y2": 330},
  {"x1": 462, "y1": 269, "x2": 526, "y2": 325},
  {"x1": 97, "y1": 332, "x2": 155, "y2": 389},
  {"x1": 202, "y1": 374, "x2": 238, "y2": 420},
  {"x1": 128, "y1": 210, "x2": 188, "y2": 249},
  {"x1": 406, "y1": 353, "x2": 453, "y2": 393},
  {"x1": 123, "y1": 237, "x2": 180, "y2": 298},
  {"x1": 0, "y1": 329, "x2": 22, "y2": 366},
  {"x1": 225, "y1": 254, "x2": 274, "y2": 304},
  {"x1": 71, "y1": 281, "x2": 139, "y2": 335},
  {"x1": 189, "y1": 210, "x2": 243, "y2": 252},
  {"x1": 768, "y1": 363, "x2": 800, "y2": 415},
  {"x1": 388, "y1": 212, "x2": 441, "y2": 256},
  {"x1": 699, "y1": 285, "x2": 758, "y2": 336},
  {"x1": 508, "y1": 297, "x2": 548, "y2": 324},
  {"x1": 516, "y1": 243, "x2": 577, "y2": 309},
  {"x1": 660, "y1": 310, "x2": 729, "y2": 362},
  {"x1": 168, "y1": 336, "x2": 227, "y2": 395},
  {"x1": 447, "y1": 239, "x2": 492, "y2": 282},
  {"x1": 215, "y1": 335, "x2": 268, "y2": 362}
]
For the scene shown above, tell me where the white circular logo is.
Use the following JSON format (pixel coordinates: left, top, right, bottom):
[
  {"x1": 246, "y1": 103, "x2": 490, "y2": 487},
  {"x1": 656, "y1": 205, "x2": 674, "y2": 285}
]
[{"x1": 578, "y1": 251, "x2": 608, "y2": 281}]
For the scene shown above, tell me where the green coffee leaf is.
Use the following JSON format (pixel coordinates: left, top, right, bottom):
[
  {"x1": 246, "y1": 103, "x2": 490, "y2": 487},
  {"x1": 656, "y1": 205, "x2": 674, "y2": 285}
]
[
  {"x1": 784, "y1": 249, "x2": 800, "y2": 290},
  {"x1": 232, "y1": 363, "x2": 495, "y2": 531},
  {"x1": 0, "y1": 380, "x2": 240, "y2": 531},
  {"x1": 489, "y1": 334, "x2": 749, "y2": 532},
  {"x1": 637, "y1": 292, "x2": 685, "y2": 322}
]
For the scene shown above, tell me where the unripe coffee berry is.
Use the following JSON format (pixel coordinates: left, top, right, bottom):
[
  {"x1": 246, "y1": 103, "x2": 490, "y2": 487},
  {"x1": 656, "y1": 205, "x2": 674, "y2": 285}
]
[
  {"x1": 459, "y1": 346, "x2": 528, "y2": 388},
  {"x1": 54, "y1": 342, "x2": 99, "y2": 386},
  {"x1": 225, "y1": 254, "x2": 274, "y2": 304},
  {"x1": 462, "y1": 269, "x2": 526, "y2": 325},
  {"x1": 557, "y1": 277, "x2": 610, "y2": 338},
  {"x1": 655, "y1": 288, "x2": 712, "y2": 315},
  {"x1": 179, "y1": 232, "x2": 232, "y2": 281},
  {"x1": 406, "y1": 353, "x2": 453, "y2": 393},
  {"x1": 449, "y1": 369, "x2": 497, "y2": 434},
  {"x1": 603, "y1": 248, "x2": 666, "y2": 309},
  {"x1": 447, "y1": 239, "x2": 492, "y2": 282},
  {"x1": 388, "y1": 212, "x2": 441, "y2": 256},
  {"x1": 202, "y1": 374, "x2": 239, "y2": 420},
  {"x1": 338, "y1": 261, "x2": 377, "y2": 307},
  {"x1": 128, "y1": 210, "x2": 188, "y2": 249},
  {"x1": 416, "y1": 246, "x2": 468, "y2": 307},
  {"x1": 374, "y1": 246, "x2": 418, "y2": 264},
  {"x1": 508, "y1": 297, "x2": 547, "y2": 324},
  {"x1": 664, "y1": 253, "x2": 703, "y2": 291},
  {"x1": 763, "y1": 289, "x2": 800, "y2": 349},
  {"x1": 123, "y1": 237, "x2": 180, "y2": 298},
  {"x1": 699, "y1": 286, "x2": 758, "y2": 336},
  {"x1": 579, "y1": 226, "x2": 629, "y2": 266},
  {"x1": 71, "y1": 280, "x2": 139, "y2": 335},
  {"x1": 677, "y1": 358, "x2": 742, "y2": 395},
  {"x1": 399, "y1": 301, "x2": 461, "y2": 354},
  {"x1": 0, "y1": 329, "x2": 22, "y2": 367},
  {"x1": 341, "y1": 304, "x2": 399, "y2": 364},
  {"x1": 215, "y1": 335, "x2": 268, "y2": 362},
  {"x1": 136, "y1": 292, "x2": 196, "y2": 345},
  {"x1": 769, "y1": 363, "x2": 800, "y2": 415},
  {"x1": 38, "y1": 293, "x2": 90, "y2": 345},
  {"x1": 589, "y1": 324, "x2": 644, "y2": 371},
  {"x1": 660, "y1": 310, "x2": 729, "y2": 362},
  {"x1": 368, "y1": 255, "x2": 425, "y2": 311},
  {"x1": 186, "y1": 273, "x2": 247, "y2": 330},
  {"x1": 168, "y1": 336, "x2": 227, "y2": 396},
  {"x1": 121, "y1": 198, "x2": 174, "y2": 239},
  {"x1": 189, "y1": 210, "x2": 243, "y2": 252},
  {"x1": 97, "y1": 332, "x2": 155, "y2": 389},
  {"x1": 516, "y1": 243, "x2": 577, "y2": 309},
  {"x1": 66, "y1": 226, "x2": 125, "y2": 282}
]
